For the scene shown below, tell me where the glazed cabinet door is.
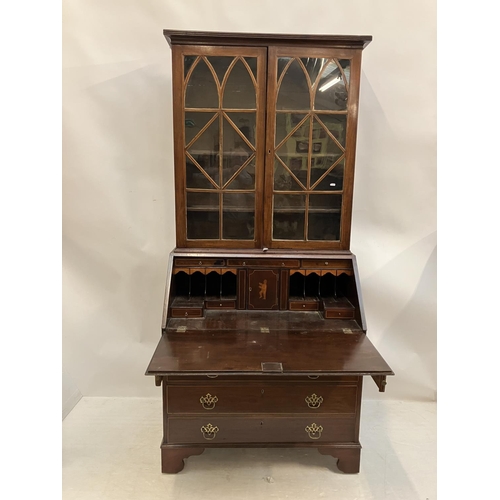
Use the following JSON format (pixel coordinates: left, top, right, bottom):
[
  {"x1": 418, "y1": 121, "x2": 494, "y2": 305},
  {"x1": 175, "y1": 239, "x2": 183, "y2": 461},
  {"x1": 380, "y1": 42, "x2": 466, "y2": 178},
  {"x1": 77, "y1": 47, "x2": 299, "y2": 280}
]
[
  {"x1": 172, "y1": 45, "x2": 267, "y2": 247},
  {"x1": 263, "y1": 47, "x2": 362, "y2": 250}
]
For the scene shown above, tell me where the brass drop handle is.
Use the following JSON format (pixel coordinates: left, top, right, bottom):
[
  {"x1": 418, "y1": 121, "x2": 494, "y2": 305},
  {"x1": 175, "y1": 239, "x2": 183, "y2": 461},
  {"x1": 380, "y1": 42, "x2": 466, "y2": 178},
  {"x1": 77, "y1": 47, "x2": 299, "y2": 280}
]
[
  {"x1": 249, "y1": 287, "x2": 252, "y2": 291},
  {"x1": 201, "y1": 423, "x2": 219, "y2": 440},
  {"x1": 305, "y1": 393, "x2": 323, "y2": 409},
  {"x1": 305, "y1": 423, "x2": 323, "y2": 440},
  {"x1": 200, "y1": 393, "x2": 218, "y2": 410}
]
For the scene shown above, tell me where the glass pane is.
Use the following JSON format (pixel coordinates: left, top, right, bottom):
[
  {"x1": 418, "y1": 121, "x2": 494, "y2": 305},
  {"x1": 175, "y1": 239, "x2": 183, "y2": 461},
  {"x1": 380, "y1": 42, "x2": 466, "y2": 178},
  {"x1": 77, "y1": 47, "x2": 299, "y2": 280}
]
[
  {"x1": 187, "y1": 118, "x2": 219, "y2": 186},
  {"x1": 223, "y1": 117, "x2": 253, "y2": 185},
  {"x1": 339, "y1": 59, "x2": 351, "y2": 85},
  {"x1": 273, "y1": 194, "x2": 305, "y2": 240},
  {"x1": 226, "y1": 158, "x2": 256, "y2": 190},
  {"x1": 186, "y1": 157, "x2": 216, "y2": 189},
  {"x1": 275, "y1": 113, "x2": 307, "y2": 147},
  {"x1": 207, "y1": 56, "x2": 234, "y2": 85},
  {"x1": 309, "y1": 193, "x2": 342, "y2": 211},
  {"x1": 310, "y1": 117, "x2": 343, "y2": 188},
  {"x1": 315, "y1": 114, "x2": 347, "y2": 147},
  {"x1": 308, "y1": 194, "x2": 342, "y2": 241},
  {"x1": 184, "y1": 56, "x2": 197, "y2": 79},
  {"x1": 276, "y1": 59, "x2": 311, "y2": 110},
  {"x1": 277, "y1": 57, "x2": 292, "y2": 79},
  {"x1": 300, "y1": 57, "x2": 327, "y2": 87},
  {"x1": 308, "y1": 212, "x2": 341, "y2": 241},
  {"x1": 274, "y1": 160, "x2": 303, "y2": 191},
  {"x1": 244, "y1": 57, "x2": 257, "y2": 79},
  {"x1": 185, "y1": 58, "x2": 219, "y2": 108},
  {"x1": 223, "y1": 193, "x2": 255, "y2": 240},
  {"x1": 312, "y1": 159, "x2": 345, "y2": 191},
  {"x1": 314, "y1": 61, "x2": 347, "y2": 111},
  {"x1": 185, "y1": 112, "x2": 216, "y2": 146},
  {"x1": 226, "y1": 112, "x2": 256, "y2": 146},
  {"x1": 187, "y1": 192, "x2": 219, "y2": 239},
  {"x1": 223, "y1": 59, "x2": 256, "y2": 109},
  {"x1": 276, "y1": 117, "x2": 310, "y2": 187}
]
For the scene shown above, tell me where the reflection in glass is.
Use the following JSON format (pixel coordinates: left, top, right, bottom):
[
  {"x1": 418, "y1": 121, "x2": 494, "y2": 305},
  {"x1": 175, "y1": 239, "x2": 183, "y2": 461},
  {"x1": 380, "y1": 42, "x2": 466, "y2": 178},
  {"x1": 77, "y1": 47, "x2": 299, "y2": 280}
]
[
  {"x1": 276, "y1": 59, "x2": 310, "y2": 110},
  {"x1": 223, "y1": 59, "x2": 256, "y2": 109},
  {"x1": 308, "y1": 212, "x2": 341, "y2": 240},
  {"x1": 310, "y1": 117, "x2": 343, "y2": 187},
  {"x1": 315, "y1": 61, "x2": 347, "y2": 111},
  {"x1": 187, "y1": 118, "x2": 220, "y2": 186},
  {"x1": 244, "y1": 57, "x2": 257, "y2": 79},
  {"x1": 312, "y1": 159, "x2": 345, "y2": 191},
  {"x1": 185, "y1": 112, "x2": 216, "y2": 146},
  {"x1": 273, "y1": 194, "x2": 305, "y2": 240},
  {"x1": 186, "y1": 158, "x2": 216, "y2": 189},
  {"x1": 223, "y1": 117, "x2": 253, "y2": 185},
  {"x1": 275, "y1": 113, "x2": 307, "y2": 146},
  {"x1": 226, "y1": 112, "x2": 256, "y2": 146},
  {"x1": 184, "y1": 56, "x2": 197, "y2": 79},
  {"x1": 315, "y1": 114, "x2": 347, "y2": 147},
  {"x1": 226, "y1": 159, "x2": 255, "y2": 190},
  {"x1": 308, "y1": 194, "x2": 342, "y2": 240},
  {"x1": 223, "y1": 193, "x2": 255, "y2": 240},
  {"x1": 207, "y1": 56, "x2": 234, "y2": 85},
  {"x1": 300, "y1": 57, "x2": 325, "y2": 87},
  {"x1": 309, "y1": 193, "x2": 342, "y2": 211},
  {"x1": 274, "y1": 160, "x2": 303, "y2": 191},
  {"x1": 187, "y1": 192, "x2": 219, "y2": 239},
  {"x1": 339, "y1": 60, "x2": 350, "y2": 85},
  {"x1": 185, "y1": 58, "x2": 219, "y2": 108},
  {"x1": 277, "y1": 57, "x2": 292, "y2": 79}
]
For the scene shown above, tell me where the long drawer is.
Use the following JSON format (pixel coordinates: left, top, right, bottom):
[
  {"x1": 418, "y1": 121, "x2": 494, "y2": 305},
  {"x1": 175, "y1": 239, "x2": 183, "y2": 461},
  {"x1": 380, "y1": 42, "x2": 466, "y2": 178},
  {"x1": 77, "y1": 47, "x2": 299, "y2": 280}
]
[
  {"x1": 167, "y1": 384, "x2": 357, "y2": 414},
  {"x1": 226, "y1": 258, "x2": 300, "y2": 268},
  {"x1": 168, "y1": 416, "x2": 356, "y2": 444}
]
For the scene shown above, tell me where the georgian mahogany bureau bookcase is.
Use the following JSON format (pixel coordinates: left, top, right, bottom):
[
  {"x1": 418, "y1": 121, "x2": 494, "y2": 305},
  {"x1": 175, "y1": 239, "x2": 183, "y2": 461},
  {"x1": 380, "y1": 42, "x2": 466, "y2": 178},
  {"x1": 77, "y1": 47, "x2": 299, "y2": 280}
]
[{"x1": 146, "y1": 30, "x2": 393, "y2": 474}]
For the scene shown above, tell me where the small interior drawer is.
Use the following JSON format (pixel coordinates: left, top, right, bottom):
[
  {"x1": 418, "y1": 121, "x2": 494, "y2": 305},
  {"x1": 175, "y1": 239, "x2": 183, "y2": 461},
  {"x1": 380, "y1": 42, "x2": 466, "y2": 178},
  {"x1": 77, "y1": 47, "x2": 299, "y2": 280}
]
[
  {"x1": 289, "y1": 299, "x2": 319, "y2": 311},
  {"x1": 171, "y1": 307, "x2": 203, "y2": 318}
]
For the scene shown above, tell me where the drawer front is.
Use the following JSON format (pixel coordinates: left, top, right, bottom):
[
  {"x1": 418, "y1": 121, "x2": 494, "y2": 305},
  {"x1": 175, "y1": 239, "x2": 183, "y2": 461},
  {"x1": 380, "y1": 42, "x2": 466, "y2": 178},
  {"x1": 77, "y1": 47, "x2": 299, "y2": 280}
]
[
  {"x1": 168, "y1": 384, "x2": 357, "y2": 414},
  {"x1": 175, "y1": 258, "x2": 225, "y2": 267},
  {"x1": 205, "y1": 299, "x2": 236, "y2": 309},
  {"x1": 324, "y1": 309, "x2": 355, "y2": 319},
  {"x1": 171, "y1": 307, "x2": 203, "y2": 318},
  {"x1": 301, "y1": 259, "x2": 352, "y2": 269},
  {"x1": 289, "y1": 300, "x2": 319, "y2": 311},
  {"x1": 227, "y1": 259, "x2": 300, "y2": 268},
  {"x1": 168, "y1": 416, "x2": 356, "y2": 444}
]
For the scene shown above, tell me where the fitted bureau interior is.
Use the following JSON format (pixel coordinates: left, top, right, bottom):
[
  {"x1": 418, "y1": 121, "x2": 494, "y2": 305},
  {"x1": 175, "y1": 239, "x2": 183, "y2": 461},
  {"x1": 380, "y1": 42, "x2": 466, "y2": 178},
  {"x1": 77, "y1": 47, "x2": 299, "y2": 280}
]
[{"x1": 167, "y1": 254, "x2": 361, "y2": 328}]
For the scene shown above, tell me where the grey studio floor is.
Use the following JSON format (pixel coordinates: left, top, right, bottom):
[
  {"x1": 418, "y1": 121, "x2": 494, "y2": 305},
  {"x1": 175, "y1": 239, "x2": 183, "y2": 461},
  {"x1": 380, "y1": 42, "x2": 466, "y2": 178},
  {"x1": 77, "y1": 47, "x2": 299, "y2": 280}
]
[{"x1": 62, "y1": 398, "x2": 436, "y2": 500}]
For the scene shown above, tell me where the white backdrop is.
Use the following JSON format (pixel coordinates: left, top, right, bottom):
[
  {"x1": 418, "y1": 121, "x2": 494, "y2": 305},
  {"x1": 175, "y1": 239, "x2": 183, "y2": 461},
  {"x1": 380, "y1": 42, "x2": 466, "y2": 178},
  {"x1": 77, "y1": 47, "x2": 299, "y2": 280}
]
[{"x1": 62, "y1": 0, "x2": 436, "y2": 411}]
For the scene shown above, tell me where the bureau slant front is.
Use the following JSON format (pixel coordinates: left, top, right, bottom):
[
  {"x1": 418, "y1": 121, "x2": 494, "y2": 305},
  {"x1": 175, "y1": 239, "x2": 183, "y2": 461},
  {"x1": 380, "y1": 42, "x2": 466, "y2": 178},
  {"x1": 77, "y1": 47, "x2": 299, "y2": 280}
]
[{"x1": 146, "y1": 30, "x2": 393, "y2": 474}]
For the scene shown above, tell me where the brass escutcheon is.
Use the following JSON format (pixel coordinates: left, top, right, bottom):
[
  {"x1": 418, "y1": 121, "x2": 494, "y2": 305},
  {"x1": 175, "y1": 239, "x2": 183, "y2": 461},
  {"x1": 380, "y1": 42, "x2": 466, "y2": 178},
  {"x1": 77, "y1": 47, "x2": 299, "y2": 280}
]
[
  {"x1": 305, "y1": 393, "x2": 324, "y2": 409},
  {"x1": 201, "y1": 423, "x2": 219, "y2": 440},
  {"x1": 200, "y1": 393, "x2": 218, "y2": 410},
  {"x1": 305, "y1": 423, "x2": 323, "y2": 439}
]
